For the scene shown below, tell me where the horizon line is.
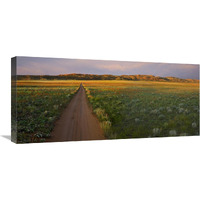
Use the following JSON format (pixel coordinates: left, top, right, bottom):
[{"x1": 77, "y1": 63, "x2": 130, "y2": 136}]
[{"x1": 17, "y1": 73, "x2": 199, "y2": 80}]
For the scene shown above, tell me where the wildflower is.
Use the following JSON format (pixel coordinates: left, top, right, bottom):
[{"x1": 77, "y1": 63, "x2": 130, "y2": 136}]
[
  {"x1": 152, "y1": 128, "x2": 161, "y2": 136},
  {"x1": 167, "y1": 108, "x2": 172, "y2": 113},
  {"x1": 184, "y1": 109, "x2": 189, "y2": 114},
  {"x1": 178, "y1": 108, "x2": 184, "y2": 113},
  {"x1": 48, "y1": 117, "x2": 53, "y2": 121},
  {"x1": 35, "y1": 133, "x2": 43, "y2": 138},
  {"x1": 150, "y1": 109, "x2": 159, "y2": 114},
  {"x1": 192, "y1": 122, "x2": 197, "y2": 128},
  {"x1": 169, "y1": 130, "x2": 177, "y2": 136},
  {"x1": 53, "y1": 105, "x2": 59, "y2": 109},
  {"x1": 135, "y1": 118, "x2": 140, "y2": 123}
]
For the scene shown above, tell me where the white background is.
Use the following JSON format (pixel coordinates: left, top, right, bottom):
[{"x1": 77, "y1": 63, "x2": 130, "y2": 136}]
[{"x1": 0, "y1": 0, "x2": 199, "y2": 200}]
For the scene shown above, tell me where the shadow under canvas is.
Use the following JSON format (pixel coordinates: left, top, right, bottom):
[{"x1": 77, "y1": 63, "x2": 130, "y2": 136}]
[{"x1": 1, "y1": 135, "x2": 11, "y2": 141}]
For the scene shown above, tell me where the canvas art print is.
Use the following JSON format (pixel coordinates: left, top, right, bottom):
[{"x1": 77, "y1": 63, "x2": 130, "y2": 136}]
[{"x1": 11, "y1": 57, "x2": 200, "y2": 143}]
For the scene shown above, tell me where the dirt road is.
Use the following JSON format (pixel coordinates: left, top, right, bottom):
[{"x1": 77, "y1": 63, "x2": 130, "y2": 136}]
[{"x1": 48, "y1": 84, "x2": 105, "y2": 142}]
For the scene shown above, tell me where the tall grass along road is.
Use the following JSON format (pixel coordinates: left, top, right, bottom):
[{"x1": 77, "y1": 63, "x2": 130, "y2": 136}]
[{"x1": 47, "y1": 84, "x2": 105, "y2": 142}]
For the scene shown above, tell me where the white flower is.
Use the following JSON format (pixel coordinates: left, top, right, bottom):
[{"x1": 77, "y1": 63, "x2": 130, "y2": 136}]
[
  {"x1": 153, "y1": 128, "x2": 161, "y2": 136},
  {"x1": 167, "y1": 108, "x2": 172, "y2": 113},
  {"x1": 192, "y1": 122, "x2": 197, "y2": 128},
  {"x1": 150, "y1": 109, "x2": 159, "y2": 114},
  {"x1": 169, "y1": 130, "x2": 177, "y2": 136},
  {"x1": 178, "y1": 108, "x2": 184, "y2": 113},
  {"x1": 184, "y1": 109, "x2": 189, "y2": 114},
  {"x1": 135, "y1": 118, "x2": 140, "y2": 123},
  {"x1": 158, "y1": 114, "x2": 165, "y2": 119}
]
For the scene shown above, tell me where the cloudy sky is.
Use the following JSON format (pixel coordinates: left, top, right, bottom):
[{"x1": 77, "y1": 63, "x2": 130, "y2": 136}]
[{"x1": 16, "y1": 56, "x2": 199, "y2": 79}]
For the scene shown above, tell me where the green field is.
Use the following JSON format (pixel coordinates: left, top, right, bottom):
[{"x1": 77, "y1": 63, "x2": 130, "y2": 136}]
[
  {"x1": 83, "y1": 80, "x2": 199, "y2": 139},
  {"x1": 14, "y1": 80, "x2": 199, "y2": 143},
  {"x1": 15, "y1": 81, "x2": 80, "y2": 143}
]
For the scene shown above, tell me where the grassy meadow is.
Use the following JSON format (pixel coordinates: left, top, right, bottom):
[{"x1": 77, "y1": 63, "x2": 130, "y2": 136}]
[
  {"x1": 15, "y1": 80, "x2": 199, "y2": 143},
  {"x1": 83, "y1": 80, "x2": 199, "y2": 139}
]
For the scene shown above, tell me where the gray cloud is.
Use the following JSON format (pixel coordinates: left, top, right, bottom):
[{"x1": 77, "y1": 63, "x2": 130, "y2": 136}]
[{"x1": 16, "y1": 56, "x2": 199, "y2": 79}]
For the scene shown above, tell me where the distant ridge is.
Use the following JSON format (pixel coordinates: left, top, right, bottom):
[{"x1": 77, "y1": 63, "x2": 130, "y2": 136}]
[{"x1": 17, "y1": 73, "x2": 199, "y2": 83}]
